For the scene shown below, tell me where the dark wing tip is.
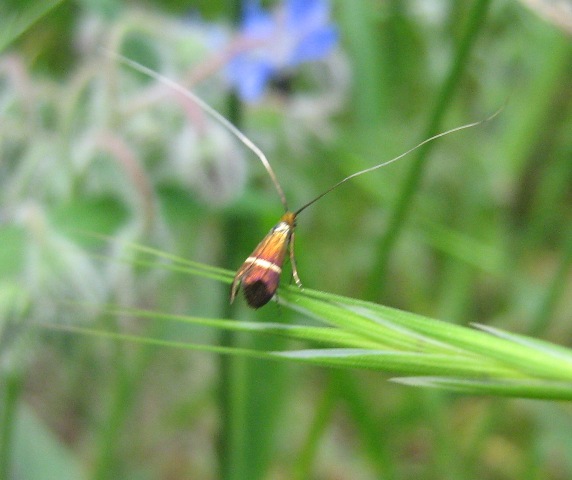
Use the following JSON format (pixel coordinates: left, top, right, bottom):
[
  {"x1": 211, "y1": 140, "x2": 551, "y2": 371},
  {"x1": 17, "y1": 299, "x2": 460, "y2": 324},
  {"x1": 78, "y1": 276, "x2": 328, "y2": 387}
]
[{"x1": 243, "y1": 280, "x2": 276, "y2": 309}]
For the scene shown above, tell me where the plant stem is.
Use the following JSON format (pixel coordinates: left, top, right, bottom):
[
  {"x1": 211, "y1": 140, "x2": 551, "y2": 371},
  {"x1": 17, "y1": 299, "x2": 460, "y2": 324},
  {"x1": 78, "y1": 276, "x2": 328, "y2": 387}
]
[{"x1": 365, "y1": 0, "x2": 493, "y2": 302}]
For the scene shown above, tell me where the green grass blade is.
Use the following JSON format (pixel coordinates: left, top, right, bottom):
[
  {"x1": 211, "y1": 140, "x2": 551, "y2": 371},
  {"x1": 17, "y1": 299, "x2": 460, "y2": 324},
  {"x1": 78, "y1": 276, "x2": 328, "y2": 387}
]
[
  {"x1": 48, "y1": 253, "x2": 572, "y2": 401},
  {"x1": 365, "y1": 0, "x2": 493, "y2": 299},
  {"x1": 272, "y1": 349, "x2": 519, "y2": 378},
  {"x1": 392, "y1": 377, "x2": 572, "y2": 400}
]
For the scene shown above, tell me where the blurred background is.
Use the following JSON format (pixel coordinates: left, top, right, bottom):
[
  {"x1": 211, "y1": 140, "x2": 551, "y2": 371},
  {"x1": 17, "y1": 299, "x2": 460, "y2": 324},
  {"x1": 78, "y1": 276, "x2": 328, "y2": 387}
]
[{"x1": 1, "y1": 0, "x2": 572, "y2": 479}]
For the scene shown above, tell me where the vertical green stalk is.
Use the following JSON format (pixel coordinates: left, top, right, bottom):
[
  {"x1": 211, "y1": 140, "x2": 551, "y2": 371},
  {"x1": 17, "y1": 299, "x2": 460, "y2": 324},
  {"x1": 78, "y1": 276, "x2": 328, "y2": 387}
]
[
  {"x1": 293, "y1": 376, "x2": 337, "y2": 480},
  {"x1": 424, "y1": 391, "x2": 467, "y2": 480},
  {"x1": 91, "y1": 338, "x2": 130, "y2": 479},
  {"x1": 218, "y1": 4, "x2": 294, "y2": 474},
  {"x1": 218, "y1": 1, "x2": 244, "y2": 478},
  {"x1": 0, "y1": 371, "x2": 22, "y2": 480},
  {"x1": 529, "y1": 223, "x2": 572, "y2": 336},
  {"x1": 436, "y1": 166, "x2": 483, "y2": 325},
  {"x1": 496, "y1": 33, "x2": 572, "y2": 336},
  {"x1": 335, "y1": 371, "x2": 397, "y2": 479},
  {"x1": 218, "y1": 217, "x2": 246, "y2": 480},
  {"x1": 92, "y1": 318, "x2": 161, "y2": 480},
  {"x1": 365, "y1": 0, "x2": 493, "y2": 302}
]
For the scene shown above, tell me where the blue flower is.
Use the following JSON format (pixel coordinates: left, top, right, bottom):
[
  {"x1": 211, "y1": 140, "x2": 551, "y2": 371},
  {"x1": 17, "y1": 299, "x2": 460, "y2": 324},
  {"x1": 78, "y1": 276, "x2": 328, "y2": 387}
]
[{"x1": 226, "y1": 0, "x2": 338, "y2": 102}]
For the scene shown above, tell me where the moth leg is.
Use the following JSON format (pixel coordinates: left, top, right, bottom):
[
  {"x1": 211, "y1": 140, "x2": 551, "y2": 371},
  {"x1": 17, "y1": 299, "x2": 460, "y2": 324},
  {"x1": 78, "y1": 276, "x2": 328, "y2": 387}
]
[{"x1": 289, "y1": 231, "x2": 303, "y2": 289}]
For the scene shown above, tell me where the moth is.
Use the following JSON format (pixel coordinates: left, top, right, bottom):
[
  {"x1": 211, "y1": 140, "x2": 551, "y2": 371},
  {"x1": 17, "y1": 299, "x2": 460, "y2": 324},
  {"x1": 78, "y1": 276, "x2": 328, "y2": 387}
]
[
  {"x1": 226, "y1": 117, "x2": 498, "y2": 308},
  {"x1": 110, "y1": 52, "x2": 499, "y2": 309}
]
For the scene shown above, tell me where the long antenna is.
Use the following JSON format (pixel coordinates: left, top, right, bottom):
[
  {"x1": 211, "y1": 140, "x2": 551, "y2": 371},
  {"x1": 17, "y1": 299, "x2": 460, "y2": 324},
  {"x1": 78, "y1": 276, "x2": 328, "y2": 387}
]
[
  {"x1": 104, "y1": 50, "x2": 289, "y2": 211},
  {"x1": 294, "y1": 107, "x2": 503, "y2": 216}
]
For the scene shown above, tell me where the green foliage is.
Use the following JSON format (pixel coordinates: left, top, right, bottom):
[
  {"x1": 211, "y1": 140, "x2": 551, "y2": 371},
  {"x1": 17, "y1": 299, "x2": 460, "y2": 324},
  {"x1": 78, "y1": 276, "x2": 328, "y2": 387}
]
[
  {"x1": 55, "y1": 253, "x2": 572, "y2": 401},
  {"x1": 2, "y1": 0, "x2": 572, "y2": 479}
]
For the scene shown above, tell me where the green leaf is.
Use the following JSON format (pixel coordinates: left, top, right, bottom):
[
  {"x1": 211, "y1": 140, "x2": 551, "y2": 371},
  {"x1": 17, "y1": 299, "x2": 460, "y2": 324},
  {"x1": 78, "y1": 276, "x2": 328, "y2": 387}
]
[
  {"x1": 49, "y1": 257, "x2": 572, "y2": 401},
  {"x1": 392, "y1": 377, "x2": 572, "y2": 400}
]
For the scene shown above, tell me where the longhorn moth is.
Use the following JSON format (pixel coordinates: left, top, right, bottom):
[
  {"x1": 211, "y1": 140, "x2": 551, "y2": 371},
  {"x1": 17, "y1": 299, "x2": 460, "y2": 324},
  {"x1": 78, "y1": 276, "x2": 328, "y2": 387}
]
[{"x1": 109, "y1": 52, "x2": 500, "y2": 308}]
